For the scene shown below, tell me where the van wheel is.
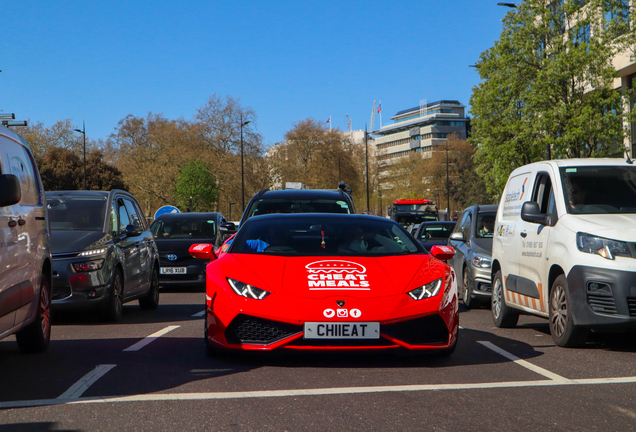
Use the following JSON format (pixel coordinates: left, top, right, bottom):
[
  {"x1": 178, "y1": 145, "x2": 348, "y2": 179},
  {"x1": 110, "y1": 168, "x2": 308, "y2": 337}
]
[
  {"x1": 139, "y1": 267, "x2": 160, "y2": 310},
  {"x1": 104, "y1": 270, "x2": 124, "y2": 322},
  {"x1": 462, "y1": 268, "x2": 473, "y2": 309},
  {"x1": 491, "y1": 270, "x2": 519, "y2": 328},
  {"x1": 16, "y1": 276, "x2": 51, "y2": 354},
  {"x1": 549, "y1": 275, "x2": 588, "y2": 347}
]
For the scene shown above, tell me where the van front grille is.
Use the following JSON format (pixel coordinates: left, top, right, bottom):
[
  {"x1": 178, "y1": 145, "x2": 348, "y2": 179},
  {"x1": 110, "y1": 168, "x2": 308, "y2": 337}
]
[{"x1": 587, "y1": 294, "x2": 617, "y2": 315}]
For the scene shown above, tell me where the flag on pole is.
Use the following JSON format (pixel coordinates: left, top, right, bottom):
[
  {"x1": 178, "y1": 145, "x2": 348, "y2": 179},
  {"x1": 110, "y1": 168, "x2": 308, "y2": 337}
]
[
  {"x1": 377, "y1": 103, "x2": 381, "y2": 114},
  {"x1": 325, "y1": 117, "x2": 331, "y2": 124}
]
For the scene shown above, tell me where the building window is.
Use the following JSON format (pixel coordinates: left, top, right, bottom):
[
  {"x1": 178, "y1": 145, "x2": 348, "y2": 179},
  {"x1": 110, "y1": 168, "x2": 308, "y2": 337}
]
[
  {"x1": 571, "y1": 23, "x2": 591, "y2": 49},
  {"x1": 630, "y1": 74, "x2": 636, "y2": 157},
  {"x1": 604, "y1": 0, "x2": 630, "y2": 37}
]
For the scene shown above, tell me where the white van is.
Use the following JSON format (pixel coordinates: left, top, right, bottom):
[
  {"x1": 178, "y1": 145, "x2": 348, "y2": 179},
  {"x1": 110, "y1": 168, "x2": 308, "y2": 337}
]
[
  {"x1": 492, "y1": 158, "x2": 636, "y2": 347},
  {"x1": 0, "y1": 126, "x2": 52, "y2": 353}
]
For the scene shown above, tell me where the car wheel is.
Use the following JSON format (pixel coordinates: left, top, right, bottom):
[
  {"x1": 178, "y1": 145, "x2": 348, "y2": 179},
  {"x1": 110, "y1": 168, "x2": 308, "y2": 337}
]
[
  {"x1": 204, "y1": 313, "x2": 216, "y2": 358},
  {"x1": 139, "y1": 267, "x2": 160, "y2": 310},
  {"x1": 549, "y1": 275, "x2": 588, "y2": 348},
  {"x1": 104, "y1": 270, "x2": 124, "y2": 322},
  {"x1": 16, "y1": 275, "x2": 51, "y2": 354},
  {"x1": 462, "y1": 268, "x2": 473, "y2": 309},
  {"x1": 491, "y1": 270, "x2": 519, "y2": 328}
]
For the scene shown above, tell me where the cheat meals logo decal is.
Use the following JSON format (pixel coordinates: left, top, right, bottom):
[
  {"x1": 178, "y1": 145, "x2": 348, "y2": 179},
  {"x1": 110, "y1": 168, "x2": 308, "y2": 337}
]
[{"x1": 305, "y1": 260, "x2": 370, "y2": 290}]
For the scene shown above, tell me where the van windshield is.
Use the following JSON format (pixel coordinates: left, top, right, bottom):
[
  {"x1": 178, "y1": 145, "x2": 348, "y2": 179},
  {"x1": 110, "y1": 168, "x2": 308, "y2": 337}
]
[
  {"x1": 47, "y1": 196, "x2": 107, "y2": 231},
  {"x1": 560, "y1": 166, "x2": 636, "y2": 214}
]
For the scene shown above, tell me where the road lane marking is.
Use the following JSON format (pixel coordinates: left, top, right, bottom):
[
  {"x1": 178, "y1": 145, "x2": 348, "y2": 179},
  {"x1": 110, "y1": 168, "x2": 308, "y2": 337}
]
[
  {"x1": 478, "y1": 341, "x2": 570, "y2": 382},
  {"x1": 123, "y1": 326, "x2": 180, "y2": 352},
  {"x1": 57, "y1": 365, "x2": 116, "y2": 400},
  {"x1": 192, "y1": 311, "x2": 205, "y2": 317},
  {"x1": 3, "y1": 376, "x2": 636, "y2": 408}
]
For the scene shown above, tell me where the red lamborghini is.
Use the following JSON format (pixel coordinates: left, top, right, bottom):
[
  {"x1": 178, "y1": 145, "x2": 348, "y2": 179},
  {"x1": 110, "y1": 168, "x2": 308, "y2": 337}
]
[{"x1": 189, "y1": 213, "x2": 459, "y2": 356}]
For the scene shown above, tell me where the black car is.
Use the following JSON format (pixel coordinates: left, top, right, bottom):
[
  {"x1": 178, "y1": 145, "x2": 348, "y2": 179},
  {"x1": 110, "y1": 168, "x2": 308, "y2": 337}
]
[
  {"x1": 150, "y1": 212, "x2": 230, "y2": 290},
  {"x1": 413, "y1": 221, "x2": 457, "y2": 251},
  {"x1": 47, "y1": 190, "x2": 160, "y2": 321}
]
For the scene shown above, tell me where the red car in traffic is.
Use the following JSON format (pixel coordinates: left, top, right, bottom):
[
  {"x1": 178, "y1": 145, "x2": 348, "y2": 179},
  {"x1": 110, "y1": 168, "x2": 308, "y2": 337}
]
[{"x1": 190, "y1": 214, "x2": 459, "y2": 356}]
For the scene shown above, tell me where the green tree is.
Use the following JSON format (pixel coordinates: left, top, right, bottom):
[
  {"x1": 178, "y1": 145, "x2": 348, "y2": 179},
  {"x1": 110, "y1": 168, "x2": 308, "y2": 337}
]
[
  {"x1": 174, "y1": 161, "x2": 219, "y2": 212},
  {"x1": 470, "y1": 0, "x2": 632, "y2": 197}
]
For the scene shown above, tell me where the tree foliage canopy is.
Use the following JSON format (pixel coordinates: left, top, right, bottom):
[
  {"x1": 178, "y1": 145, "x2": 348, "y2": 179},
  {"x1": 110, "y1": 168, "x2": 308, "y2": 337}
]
[
  {"x1": 174, "y1": 160, "x2": 219, "y2": 212},
  {"x1": 470, "y1": 0, "x2": 633, "y2": 197}
]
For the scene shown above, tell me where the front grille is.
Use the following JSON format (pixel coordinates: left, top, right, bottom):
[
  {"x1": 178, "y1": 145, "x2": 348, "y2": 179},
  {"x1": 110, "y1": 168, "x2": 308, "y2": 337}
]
[
  {"x1": 382, "y1": 314, "x2": 449, "y2": 345},
  {"x1": 587, "y1": 293, "x2": 617, "y2": 315},
  {"x1": 53, "y1": 253, "x2": 79, "y2": 259},
  {"x1": 53, "y1": 285, "x2": 72, "y2": 301},
  {"x1": 225, "y1": 315, "x2": 302, "y2": 345},
  {"x1": 627, "y1": 297, "x2": 636, "y2": 317}
]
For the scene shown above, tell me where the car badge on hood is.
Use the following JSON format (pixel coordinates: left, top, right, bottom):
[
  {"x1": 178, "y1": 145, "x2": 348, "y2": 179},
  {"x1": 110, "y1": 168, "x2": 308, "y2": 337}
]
[
  {"x1": 336, "y1": 300, "x2": 345, "y2": 307},
  {"x1": 168, "y1": 254, "x2": 178, "y2": 261}
]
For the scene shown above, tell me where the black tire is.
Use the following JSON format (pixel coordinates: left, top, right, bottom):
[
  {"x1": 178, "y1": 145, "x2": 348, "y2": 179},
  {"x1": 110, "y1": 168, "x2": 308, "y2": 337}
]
[
  {"x1": 104, "y1": 270, "x2": 124, "y2": 322},
  {"x1": 435, "y1": 337, "x2": 458, "y2": 357},
  {"x1": 16, "y1": 275, "x2": 51, "y2": 354},
  {"x1": 204, "y1": 314, "x2": 216, "y2": 358},
  {"x1": 462, "y1": 268, "x2": 473, "y2": 309},
  {"x1": 139, "y1": 267, "x2": 160, "y2": 310},
  {"x1": 549, "y1": 275, "x2": 588, "y2": 348},
  {"x1": 491, "y1": 270, "x2": 519, "y2": 328}
]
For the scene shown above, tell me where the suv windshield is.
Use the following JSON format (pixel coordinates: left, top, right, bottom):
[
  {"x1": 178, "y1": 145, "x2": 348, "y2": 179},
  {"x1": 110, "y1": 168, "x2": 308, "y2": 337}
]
[
  {"x1": 47, "y1": 196, "x2": 107, "y2": 231},
  {"x1": 150, "y1": 218, "x2": 217, "y2": 239},
  {"x1": 246, "y1": 199, "x2": 351, "y2": 219},
  {"x1": 231, "y1": 217, "x2": 422, "y2": 256},
  {"x1": 560, "y1": 166, "x2": 636, "y2": 214},
  {"x1": 417, "y1": 223, "x2": 455, "y2": 241}
]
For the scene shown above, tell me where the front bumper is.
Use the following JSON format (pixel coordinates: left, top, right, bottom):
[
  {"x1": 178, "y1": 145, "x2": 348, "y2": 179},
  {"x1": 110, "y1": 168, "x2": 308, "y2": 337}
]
[
  {"x1": 51, "y1": 258, "x2": 111, "y2": 311},
  {"x1": 471, "y1": 265, "x2": 492, "y2": 297},
  {"x1": 567, "y1": 265, "x2": 636, "y2": 329},
  {"x1": 206, "y1": 292, "x2": 458, "y2": 352}
]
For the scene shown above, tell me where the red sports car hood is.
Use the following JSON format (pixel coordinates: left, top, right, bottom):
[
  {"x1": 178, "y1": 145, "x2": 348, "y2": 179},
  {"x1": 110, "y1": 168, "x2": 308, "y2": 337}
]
[{"x1": 225, "y1": 254, "x2": 438, "y2": 299}]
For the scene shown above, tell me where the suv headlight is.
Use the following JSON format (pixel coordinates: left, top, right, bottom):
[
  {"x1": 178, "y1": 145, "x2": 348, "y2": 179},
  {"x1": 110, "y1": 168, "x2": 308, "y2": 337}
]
[
  {"x1": 576, "y1": 233, "x2": 630, "y2": 260},
  {"x1": 407, "y1": 278, "x2": 443, "y2": 300},
  {"x1": 227, "y1": 278, "x2": 271, "y2": 300},
  {"x1": 78, "y1": 248, "x2": 107, "y2": 257},
  {"x1": 472, "y1": 254, "x2": 492, "y2": 268}
]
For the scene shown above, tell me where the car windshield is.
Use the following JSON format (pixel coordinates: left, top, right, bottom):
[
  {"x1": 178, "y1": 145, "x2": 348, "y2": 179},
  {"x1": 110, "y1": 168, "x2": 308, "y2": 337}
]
[
  {"x1": 231, "y1": 216, "x2": 423, "y2": 256},
  {"x1": 150, "y1": 218, "x2": 216, "y2": 239},
  {"x1": 418, "y1": 224, "x2": 455, "y2": 241},
  {"x1": 247, "y1": 198, "x2": 351, "y2": 219},
  {"x1": 560, "y1": 166, "x2": 636, "y2": 214},
  {"x1": 47, "y1": 196, "x2": 107, "y2": 231},
  {"x1": 475, "y1": 212, "x2": 496, "y2": 238}
]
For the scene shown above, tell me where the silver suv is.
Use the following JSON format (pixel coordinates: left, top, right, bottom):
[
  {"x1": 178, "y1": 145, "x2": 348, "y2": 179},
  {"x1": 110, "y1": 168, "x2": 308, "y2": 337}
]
[{"x1": 0, "y1": 126, "x2": 52, "y2": 353}]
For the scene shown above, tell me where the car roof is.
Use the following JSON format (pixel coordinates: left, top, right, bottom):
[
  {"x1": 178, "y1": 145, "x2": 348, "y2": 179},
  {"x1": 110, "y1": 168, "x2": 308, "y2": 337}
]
[
  {"x1": 155, "y1": 212, "x2": 222, "y2": 220},
  {"x1": 476, "y1": 205, "x2": 497, "y2": 213},
  {"x1": 418, "y1": 221, "x2": 457, "y2": 226},
  {"x1": 242, "y1": 212, "x2": 391, "y2": 224},
  {"x1": 253, "y1": 189, "x2": 351, "y2": 200}
]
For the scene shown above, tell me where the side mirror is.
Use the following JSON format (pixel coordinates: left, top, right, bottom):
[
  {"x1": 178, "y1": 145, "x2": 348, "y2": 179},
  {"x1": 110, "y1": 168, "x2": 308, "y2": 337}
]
[
  {"x1": 189, "y1": 243, "x2": 218, "y2": 261},
  {"x1": 219, "y1": 222, "x2": 237, "y2": 235},
  {"x1": 521, "y1": 202, "x2": 547, "y2": 225},
  {"x1": 430, "y1": 245, "x2": 455, "y2": 261},
  {"x1": 125, "y1": 224, "x2": 144, "y2": 237},
  {"x1": 0, "y1": 174, "x2": 21, "y2": 207},
  {"x1": 449, "y1": 232, "x2": 465, "y2": 242}
]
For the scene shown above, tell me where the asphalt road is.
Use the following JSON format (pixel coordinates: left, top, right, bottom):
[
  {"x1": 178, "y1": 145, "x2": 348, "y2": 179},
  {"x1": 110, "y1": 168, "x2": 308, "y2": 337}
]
[{"x1": 1, "y1": 292, "x2": 636, "y2": 431}]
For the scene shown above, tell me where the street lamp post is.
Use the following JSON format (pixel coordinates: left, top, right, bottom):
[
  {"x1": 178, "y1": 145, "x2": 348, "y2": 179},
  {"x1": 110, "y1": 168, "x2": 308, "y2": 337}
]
[
  {"x1": 229, "y1": 202, "x2": 235, "y2": 221},
  {"x1": 240, "y1": 115, "x2": 251, "y2": 213},
  {"x1": 445, "y1": 143, "x2": 454, "y2": 214},
  {"x1": 365, "y1": 128, "x2": 370, "y2": 213},
  {"x1": 74, "y1": 121, "x2": 86, "y2": 190},
  {"x1": 377, "y1": 184, "x2": 383, "y2": 217}
]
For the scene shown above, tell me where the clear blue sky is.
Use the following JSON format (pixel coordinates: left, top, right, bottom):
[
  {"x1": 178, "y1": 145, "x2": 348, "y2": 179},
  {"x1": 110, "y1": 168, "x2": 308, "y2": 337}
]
[{"x1": 1, "y1": 0, "x2": 508, "y2": 147}]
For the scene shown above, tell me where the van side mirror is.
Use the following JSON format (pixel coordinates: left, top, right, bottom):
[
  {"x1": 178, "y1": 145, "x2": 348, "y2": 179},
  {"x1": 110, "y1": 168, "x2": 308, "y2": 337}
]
[
  {"x1": 0, "y1": 174, "x2": 21, "y2": 207},
  {"x1": 449, "y1": 232, "x2": 465, "y2": 242},
  {"x1": 521, "y1": 202, "x2": 548, "y2": 225},
  {"x1": 219, "y1": 222, "x2": 237, "y2": 234}
]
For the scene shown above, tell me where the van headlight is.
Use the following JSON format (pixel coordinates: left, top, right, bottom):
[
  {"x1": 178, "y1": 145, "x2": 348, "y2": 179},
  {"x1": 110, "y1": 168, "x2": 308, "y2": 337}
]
[{"x1": 576, "y1": 233, "x2": 630, "y2": 260}]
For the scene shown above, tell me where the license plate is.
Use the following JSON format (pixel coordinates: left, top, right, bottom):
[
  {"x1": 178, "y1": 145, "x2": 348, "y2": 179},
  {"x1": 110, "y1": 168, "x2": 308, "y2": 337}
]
[
  {"x1": 160, "y1": 267, "x2": 187, "y2": 274},
  {"x1": 304, "y1": 322, "x2": 380, "y2": 339}
]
